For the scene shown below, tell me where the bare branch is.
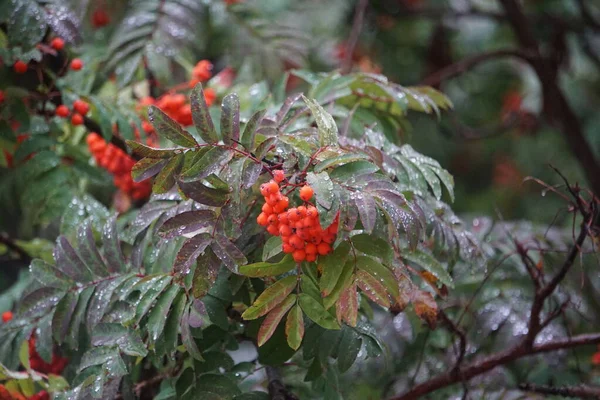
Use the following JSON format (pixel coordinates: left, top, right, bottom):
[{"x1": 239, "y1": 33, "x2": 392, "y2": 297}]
[{"x1": 519, "y1": 383, "x2": 600, "y2": 399}]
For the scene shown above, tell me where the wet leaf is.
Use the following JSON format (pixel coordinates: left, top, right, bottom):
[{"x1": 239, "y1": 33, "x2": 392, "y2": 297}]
[
  {"x1": 102, "y1": 217, "x2": 127, "y2": 274},
  {"x1": 159, "y1": 210, "x2": 216, "y2": 239},
  {"x1": 240, "y1": 110, "x2": 266, "y2": 151},
  {"x1": 178, "y1": 178, "x2": 230, "y2": 207},
  {"x1": 220, "y1": 93, "x2": 240, "y2": 146},
  {"x1": 148, "y1": 105, "x2": 197, "y2": 147},
  {"x1": 306, "y1": 171, "x2": 334, "y2": 210},
  {"x1": 302, "y1": 96, "x2": 338, "y2": 146},
  {"x1": 355, "y1": 255, "x2": 399, "y2": 299},
  {"x1": 29, "y1": 259, "x2": 72, "y2": 290},
  {"x1": 353, "y1": 193, "x2": 377, "y2": 234},
  {"x1": 258, "y1": 294, "x2": 296, "y2": 347},
  {"x1": 192, "y1": 249, "x2": 221, "y2": 298},
  {"x1": 179, "y1": 147, "x2": 232, "y2": 182},
  {"x1": 319, "y1": 241, "x2": 350, "y2": 297},
  {"x1": 127, "y1": 141, "x2": 179, "y2": 158},
  {"x1": 262, "y1": 236, "x2": 283, "y2": 261},
  {"x1": 336, "y1": 284, "x2": 358, "y2": 327},
  {"x1": 356, "y1": 270, "x2": 390, "y2": 308},
  {"x1": 164, "y1": 291, "x2": 186, "y2": 354},
  {"x1": 52, "y1": 291, "x2": 78, "y2": 345},
  {"x1": 181, "y1": 303, "x2": 203, "y2": 361},
  {"x1": 131, "y1": 158, "x2": 168, "y2": 182},
  {"x1": 135, "y1": 275, "x2": 172, "y2": 324},
  {"x1": 91, "y1": 323, "x2": 148, "y2": 357},
  {"x1": 401, "y1": 250, "x2": 454, "y2": 288},
  {"x1": 191, "y1": 83, "x2": 219, "y2": 144},
  {"x1": 173, "y1": 233, "x2": 212, "y2": 278},
  {"x1": 314, "y1": 153, "x2": 369, "y2": 173},
  {"x1": 285, "y1": 304, "x2": 304, "y2": 350},
  {"x1": 153, "y1": 154, "x2": 183, "y2": 194},
  {"x1": 242, "y1": 275, "x2": 297, "y2": 320},
  {"x1": 298, "y1": 293, "x2": 340, "y2": 330},
  {"x1": 146, "y1": 285, "x2": 181, "y2": 343},
  {"x1": 210, "y1": 234, "x2": 247, "y2": 274},
  {"x1": 413, "y1": 290, "x2": 438, "y2": 329},
  {"x1": 239, "y1": 254, "x2": 295, "y2": 277},
  {"x1": 337, "y1": 327, "x2": 362, "y2": 373},
  {"x1": 77, "y1": 220, "x2": 108, "y2": 277},
  {"x1": 323, "y1": 259, "x2": 354, "y2": 310}
]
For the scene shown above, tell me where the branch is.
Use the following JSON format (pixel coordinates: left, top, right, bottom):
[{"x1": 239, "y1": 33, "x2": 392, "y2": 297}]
[
  {"x1": 519, "y1": 383, "x2": 600, "y2": 399},
  {"x1": 0, "y1": 232, "x2": 32, "y2": 263},
  {"x1": 341, "y1": 0, "x2": 369, "y2": 74},
  {"x1": 421, "y1": 49, "x2": 531, "y2": 86},
  {"x1": 266, "y1": 366, "x2": 299, "y2": 400},
  {"x1": 388, "y1": 332, "x2": 600, "y2": 400}
]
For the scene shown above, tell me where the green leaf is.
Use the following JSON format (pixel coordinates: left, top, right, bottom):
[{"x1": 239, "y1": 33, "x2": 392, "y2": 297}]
[
  {"x1": 148, "y1": 105, "x2": 197, "y2": 147},
  {"x1": 323, "y1": 260, "x2": 354, "y2": 310},
  {"x1": 210, "y1": 235, "x2": 247, "y2": 274},
  {"x1": 302, "y1": 95, "x2": 338, "y2": 146},
  {"x1": 337, "y1": 327, "x2": 362, "y2": 373},
  {"x1": 131, "y1": 158, "x2": 168, "y2": 182},
  {"x1": 91, "y1": 323, "x2": 148, "y2": 357},
  {"x1": 179, "y1": 178, "x2": 230, "y2": 207},
  {"x1": 353, "y1": 193, "x2": 377, "y2": 234},
  {"x1": 79, "y1": 346, "x2": 127, "y2": 377},
  {"x1": 102, "y1": 217, "x2": 127, "y2": 274},
  {"x1": 401, "y1": 250, "x2": 454, "y2": 288},
  {"x1": 285, "y1": 304, "x2": 304, "y2": 350},
  {"x1": 298, "y1": 293, "x2": 340, "y2": 330},
  {"x1": 220, "y1": 94, "x2": 240, "y2": 146},
  {"x1": 329, "y1": 161, "x2": 380, "y2": 182},
  {"x1": 262, "y1": 236, "x2": 282, "y2": 261},
  {"x1": 127, "y1": 141, "x2": 179, "y2": 158},
  {"x1": 336, "y1": 284, "x2": 358, "y2": 327},
  {"x1": 306, "y1": 171, "x2": 334, "y2": 210},
  {"x1": 147, "y1": 285, "x2": 181, "y2": 343},
  {"x1": 164, "y1": 291, "x2": 186, "y2": 354},
  {"x1": 319, "y1": 241, "x2": 351, "y2": 297},
  {"x1": 355, "y1": 256, "x2": 399, "y2": 299},
  {"x1": 159, "y1": 210, "x2": 216, "y2": 239},
  {"x1": 52, "y1": 291, "x2": 78, "y2": 344},
  {"x1": 135, "y1": 276, "x2": 172, "y2": 324},
  {"x1": 192, "y1": 249, "x2": 221, "y2": 299},
  {"x1": 314, "y1": 153, "x2": 369, "y2": 173},
  {"x1": 355, "y1": 270, "x2": 390, "y2": 308},
  {"x1": 77, "y1": 220, "x2": 108, "y2": 277},
  {"x1": 196, "y1": 373, "x2": 241, "y2": 398},
  {"x1": 257, "y1": 294, "x2": 296, "y2": 347},
  {"x1": 153, "y1": 154, "x2": 183, "y2": 194},
  {"x1": 191, "y1": 84, "x2": 219, "y2": 144},
  {"x1": 54, "y1": 235, "x2": 93, "y2": 282},
  {"x1": 181, "y1": 303, "x2": 203, "y2": 361},
  {"x1": 351, "y1": 234, "x2": 393, "y2": 264},
  {"x1": 7, "y1": 0, "x2": 47, "y2": 48},
  {"x1": 173, "y1": 233, "x2": 212, "y2": 278},
  {"x1": 239, "y1": 254, "x2": 295, "y2": 278},
  {"x1": 29, "y1": 259, "x2": 72, "y2": 290},
  {"x1": 242, "y1": 275, "x2": 297, "y2": 320},
  {"x1": 179, "y1": 147, "x2": 232, "y2": 182},
  {"x1": 66, "y1": 286, "x2": 94, "y2": 349},
  {"x1": 240, "y1": 110, "x2": 266, "y2": 151}
]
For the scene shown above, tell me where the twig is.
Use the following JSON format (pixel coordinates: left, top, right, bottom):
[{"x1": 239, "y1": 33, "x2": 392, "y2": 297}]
[
  {"x1": 341, "y1": 0, "x2": 369, "y2": 74},
  {"x1": 0, "y1": 233, "x2": 32, "y2": 263},
  {"x1": 519, "y1": 383, "x2": 600, "y2": 399}
]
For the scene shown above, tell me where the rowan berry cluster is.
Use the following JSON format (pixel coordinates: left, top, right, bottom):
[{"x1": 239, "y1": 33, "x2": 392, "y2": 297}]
[
  {"x1": 86, "y1": 133, "x2": 151, "y2": 200},
  {"x1": 55, "y1": 99, "x2": 90, "y2": 126},
  {"x1": 256, "y1": 170, "x2": 339, "y2": 262},
  {"x1": 189, "y1": 60, "x2": 213, "y2": 88}
]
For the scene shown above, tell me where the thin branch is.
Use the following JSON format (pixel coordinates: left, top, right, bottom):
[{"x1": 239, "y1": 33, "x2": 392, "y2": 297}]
[
  {"x1": 341, "y1": 0, "x2": 369, "y2": 74},
  {"x1": 421, "y1": 49, "x2": 532, "y2": 86},
  {"x1": 519, "y1": 383, "x2": 600, "y2": 399},
  {"x1": 266, "y1": 366, "x2": 298, "y2": 400},
  {"x1": 0, "y1": 232, "x2": 32, "y2": 263}
]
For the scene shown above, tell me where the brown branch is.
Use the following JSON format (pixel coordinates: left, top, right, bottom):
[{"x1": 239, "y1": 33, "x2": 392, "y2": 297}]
[
  {"x1": 421, "y1": 49, "x2": 532, "y2": 87},
  {"x1": 388, "y1": 332, "x2": 600, "y2": 400},
  {"x1": 519, "y1": 383, "x2": 600, "y2": 399},
  {"x1": 0, "y1": 232, "x2": 32, "y2": 263},
  {"x1": 341, "y1": 0, "x2": 369, "y2": 74}
]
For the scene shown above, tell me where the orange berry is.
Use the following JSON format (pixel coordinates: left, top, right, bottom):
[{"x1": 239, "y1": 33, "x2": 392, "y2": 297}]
[
  {"x1": 306, "y1": 206, "x2": 318, "y2": 218},
  {"x1": 262, "y1": 203, "x2": 274, "y2": 214},
  {"x1": 50, "y1": 37, "x2": 65, "y2": 50},
  {"x1": 73, "y1": 99, "x2": 90, "y2": 115},
  {"x1": 322, "y1": 234, "x2": 335, "y2": 244},
  {"x1": 13, "y1": 60, "x2": 27, "y2": 74},
  {"x1": 304, "y1": 217, "x2": 317, "y2": 228},
  {"x1": 142, "y1": 120, "x2": 154, "y2": 134},
  {"x1": 1, "y1": 311, "x2": 13, "y2": 322},
  {"x1": 279, "y1": 225, "x2": 292, "y2": 236},
  {"x1": 297, "y1": 206, "x2": 307, "y2": 217},
  {"x1": 306, "y1": 253, "x2": 317, "y2": 262},
  {"x1": 288, "y1": 208, "x2": 301, "y2": 222},
  {"x1": 267, "y1": 225, "x2": 280, "y2": 236},
  {"x1": 300, "y1": 185, "x2": 314, "y2": 201},
  {"x1": 70, "y1": 58, "x2": 83, "y2": 70},
  {"x1": 327, "y1": 224, "x2": 338, "y2": 234},
  {"x1": 289, "y1": 235, "x2": 304, "y2": 249},
  {"x1": 260, "y1": 184, "x2": 270, "y2": 197},
  {"x1": 266, "y1": 194, "x2": 280, "y2": 206},
  {"x1": 257, "y1": 212, "x2": 268, "y2": 226},
  {"x1": 278, "y1": 213, "x2": 289, "y2": 225},
  {"x1": 71, "y1": 113, "x2": 84, "y2": 125},
  {"x1": 204, "y1": 88, "x2": 216, "y2": 107},
  {"x1": 273, "y1": 202, "x2": 287, "y2": 214},
  {"x1": 55, "y1": 105, "x2": 70, "y2": 117},
  {"x1": 273, "y1": 170, "x2": 285, "y2": 182},
  {"x1": 292, "y1": 250, "x2": 306, "y2": 262},
  {"x1": 282, "y1": 243, "x2": 294, "y2": 254},
  {"x1": 305, "y1": 243, "x2": 317, "y2": 254},
  {"x1": 267, "y1": 214, "x2": 278, "y2": 225},
  {"x1": 317, "y1": 242, "x2": 331, "y2": 255},
  {"x1": 296, "y1": 229, "x2": 309, "y2": 241},
  {"x1": 267, "y1": 181, "x2": 279, "y2": 194}
]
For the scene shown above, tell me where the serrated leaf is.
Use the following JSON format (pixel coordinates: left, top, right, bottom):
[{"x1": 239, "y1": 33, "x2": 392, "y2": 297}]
[
  {"x1": 127, "y1": 141, "x2": 179, "y2": 158},
  {"x1": 192, "y1": 249, "x2": 220, "y2": 298},
  {"x1": 54, "y1": 236, "x2": 93, "y2": 282},
  {"x1": 178, "y1": 178, "x2": 230, "y2": 207},
  {"x1": 319, "y1": 241, "x2": 350, "y2": 297},
  {"x1": 86, "y1": 274, "x2": 132, "y2": 329},
  {"x1": 240, "y1": 254, "x2": 295, "y2": 278},
  {"x1": 102, "y1": 217, "x2": 127, "y2": 274},
  {"x1": 329, "y1": 161, "x2": 379, "y2": 182},
  {"x1": 401, "y1": 250, "x2": 454, "y2": 288},
  {"x1": 148, "y1": 106, "x2": 197, "y2": 147},
  {"x1": 146, "y1": 285, "x2": 180, "y2": 343},
  {"x1": 336, "y1": 284, "x2": 358, "y2": 327},
  {"x1": 52, "y1": 291, "x2": 78, "y2": 344},
  {"x1": 153, "y1": 154, "x2": 183, "y2": 194},
  {"x1": 306, "y1": 171, "x2": 334, "y2": 210},
  {"x1": 258, "y1": 294, "x2": 296, "y2": 347},
  {"x1": 285, "y1": 304, "x2": 304, "y2": 350},
  {"x1": 337, "y1": 327, "x2": 362, "y2": 373},
  {"x1": 79, "y1": 347, "x2": 127, "y2": 377},
  {"x1": 191, "y1": 84, "x2": 219, "y2": 144},
  {"x1": 220, "y1": 94, "x2": 240, "y2": 146},
  {"x1": 135, "y1": 275, "x2": 172, "y2": 324},
  {"x1": 164, "y1": 291, "x2": 186, "y2": 354},
  {"x1": 240, "y1": 110, "x2": 266, "y2": 151},
  {"x1": 91, "y1": 323, "x2": 147, "y2": 357},
  {"x1": 262, "y1": 236, "x2": 282, "y2": 261},
  {"x1": 181, "y1": 303, "x2": 203, "y2": 361},
  {"x1": 173, "y1": 233, "x2": 212, "y2": 278},
  {"x1": 355, "y1": 256, "x2": 399, "y2": 299},
  {"x1": 66, "y1": 286, "x2": 94, "y2": 349},
  {"x1": 412, "y1": 290, "x2": 438, "y2": 329},
  {"x1": 210, "y1": 235, "x2": 247, "y2": 274},
  {"x1": 159, "y1": 210, "x2": 216, "y2": 239},
  {"x1": 314, "y1": 153, "x2": 369, "y2": 173},
  {"x1": 29, "y1": 259, "x2": 72, "y2": 290},
  {"x1": 356, "y1": 270, "x2": 390, "y2": 308},
  {"x1": 131, "y1": 158, "x2": 168, "y2": 182},
  {"x1": 77, "y1": 220, "x2": 108, "y2": 277},
  {"x1": 351, "y1": 234, "x2": 393, "y2": 264},
  {"x1": 323, "y1": 259, "x2": 354, "y2": 310},
  {"x1": 298, "y1": 293, "x2": 340, "y2": 330},
  {"x1": 353, "y1": 193, "x2": 377, "y2": 234},
  {"x1": 302, "y1": 96, "x2": 338, "y2": 146},
  {"x1": 179, "y1": 147, "x2": 232, "y2": 182},
  {"x1": 242, "y1": 275, "x2": 297, "y2": 320}
]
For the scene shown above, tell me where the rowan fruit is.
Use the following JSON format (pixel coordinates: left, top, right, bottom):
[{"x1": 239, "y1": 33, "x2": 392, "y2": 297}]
[
  {"x1": 71, "y1": 113, "x2": 84, "y2": 125},
  {"x1": 73, "y1": 99, "x2": 90, "y2": 115},
  {"x1": 273, "y1": 169, "x2": 285, "y2": 182},
  {"x1": 1, "y1": 311, "x2": 12, "y2": 322},
  {"x1": 50, "y1": 37, "x2": 65, "y2": 50},
  {"x1": 70, "y1": 58, "x2": 83, "y2": 70},
  {"x1": 300, "y1": 185, "x2": 314, "y2": 201},
  {"x1": 56, "y1": 105, "x2": 70, "y2": 117},
  {"x1": 13, "y1": 60, "x2": 27, "y2": 74},
  {"x1": 292, "y1": 249, "x2": 306, "y2": 262}
]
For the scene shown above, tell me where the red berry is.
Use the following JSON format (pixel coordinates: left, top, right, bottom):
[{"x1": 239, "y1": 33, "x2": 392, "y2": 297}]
[
  {"x1": 71, "y1": 113, "x2": 84, "y2": 125},
  {"x1": 262, "y1": 203, "x2": 274, "y2": 214},
  {"x1": 70, "y1": 58, "x2": 83, "y2": 70},
  {"x1": 306, "y1": 253, "x2": 317, "y2": 262},
  {"x1": 50, "y1": 37, "x2": 65, "y2": 51},
  {"x1": 73, "y1": 99, "x2": 90, "y2": 115},
  {"x1": 92, "y1": 9, "x2": 110, "y2": 28},
  {"x1": 0, "y1": 90, "x2": 5, "y2": 104},
  {"x1": 317, "y1": 242, "x2": 331, "y2": 255},
  {"x1": 292, "y1": 249, "x2": 306, "y2": 262},
  {"x1": 13, "y1": 60, "x2": 27, "y2": 74},
  {"x1": 279, "y1": 225, "x2": 292, "y2": 237},
  {"x1": 300, "y1": 185, "x2": 314, "y2": 201},
  {"x1": 257, "y1": 212, "x2": 268, "y2": 226},
  {"x1": 267, "y1": 181, "x2": 279, "y2": 194},
  {"x1": 1, "y1": 311, "x2": 13, "y2": 322},
  {"x1": 305, "y1": 243, "x2": 317, "y2": 255},
  {"x1": 273, "y1": 170, "x2": 285, "y2": 183},
  {"x1": 56, "y1": 104, "x2": 70, "y2": 117}
]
